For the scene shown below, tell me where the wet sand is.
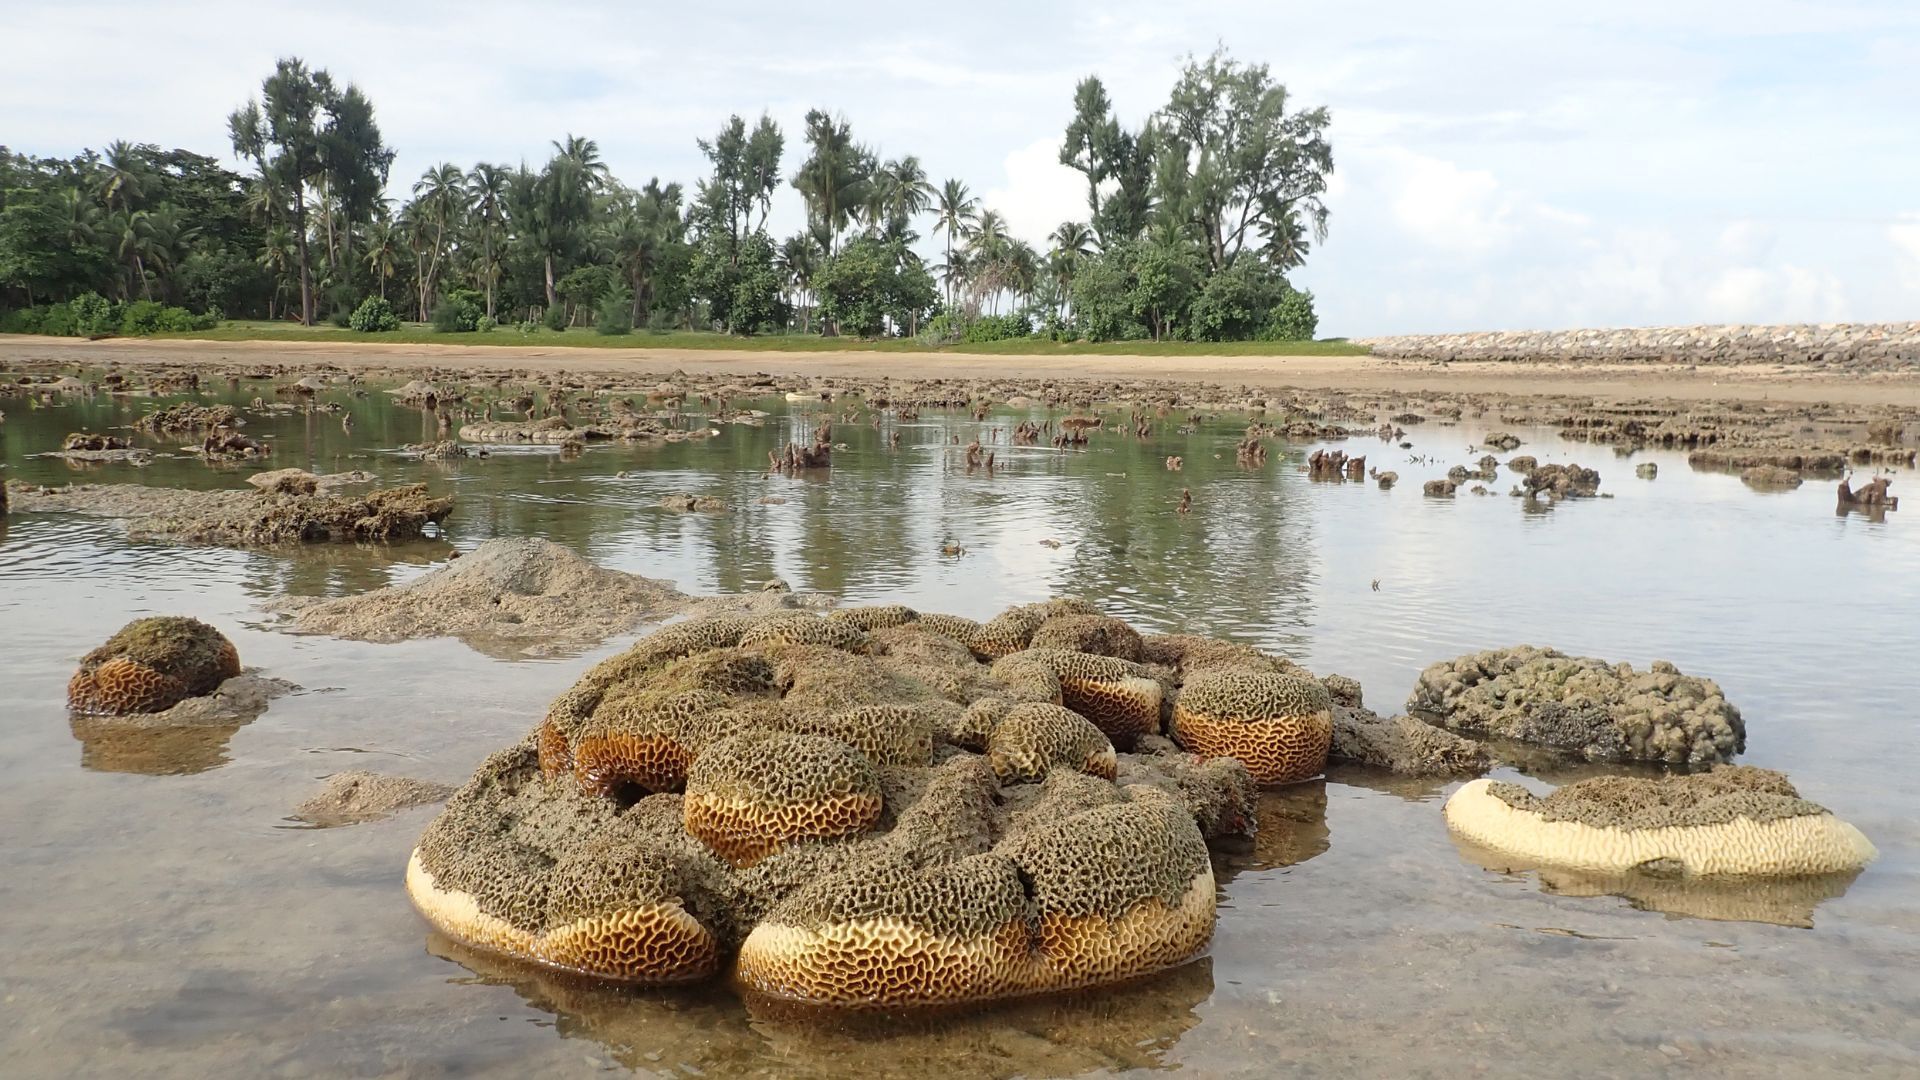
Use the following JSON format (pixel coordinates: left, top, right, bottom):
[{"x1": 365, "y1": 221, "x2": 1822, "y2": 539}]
[{"x1": 5, "y1": 335, "x2": 1919, "y2": 406}]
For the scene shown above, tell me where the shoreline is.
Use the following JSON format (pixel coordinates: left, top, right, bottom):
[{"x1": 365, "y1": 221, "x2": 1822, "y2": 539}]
[{"x1": 5, "y1": 334, "x2": 1920, "y2": 407}]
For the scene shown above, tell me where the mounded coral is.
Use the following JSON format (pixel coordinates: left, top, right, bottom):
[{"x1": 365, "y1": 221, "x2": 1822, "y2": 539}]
[
  {"x1": 408, "y1": 602, "x2": 1306, "y2": 1007},
  {"x1": 1169, "y1": 671, "x2": 1333, "y2": 784},
  {"x1": 68, "y1": 616, "x2": 241, "y2": 715},
  {"x1": 1409, "y1": 646, "x2": 1744, "y2": 767},
  {"x1": 1444, "y1": 768, "x2": 1876, "y2": 878}
]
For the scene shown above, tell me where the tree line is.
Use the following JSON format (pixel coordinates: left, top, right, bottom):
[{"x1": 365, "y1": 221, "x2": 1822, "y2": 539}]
[{"x1": 0, "y1": 48, "x2": 1331, "y2": 343}]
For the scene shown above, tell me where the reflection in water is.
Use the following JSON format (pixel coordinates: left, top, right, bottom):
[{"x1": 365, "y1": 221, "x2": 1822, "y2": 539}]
[
  {"x1": 68, "y1": 712, "x2": 248, "y2": 775},
  {"x1": 1449, "y1": 837, "x2": 1862, "y2": 928},
  {"x1": 1216, "y1": 782, "x2": 1331, "y2": 882},
  {"x1": 427, "y1": 932, "x2": 1212, "y2": 1078}
]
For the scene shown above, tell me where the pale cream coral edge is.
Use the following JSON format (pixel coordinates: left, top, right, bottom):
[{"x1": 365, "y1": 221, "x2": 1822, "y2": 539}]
[
  {"x1": 405, "y1": 849, "x2": 718, "y2": 977},
  {"x1": 1443, "y1": 779, "x2": 1878, "y2": 876}
]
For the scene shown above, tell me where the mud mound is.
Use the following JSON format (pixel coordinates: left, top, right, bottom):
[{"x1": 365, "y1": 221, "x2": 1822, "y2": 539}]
[
  {"x1": 282, "y1": 538, "x2": 687, "y2": 657},
  {"x1": 293, "y1": 771, "x2": 456, "y2": 827}
]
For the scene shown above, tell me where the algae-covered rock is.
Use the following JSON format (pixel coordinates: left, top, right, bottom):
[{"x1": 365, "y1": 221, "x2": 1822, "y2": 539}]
[{"x1": 1409, "y1": 645, "x2": 1743, "y2": 767}]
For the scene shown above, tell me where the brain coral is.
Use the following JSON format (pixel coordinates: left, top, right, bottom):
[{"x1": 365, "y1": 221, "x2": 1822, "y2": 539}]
[
  {"x1": 67, "y1": 616, "x2": 242, "y2": 715},
  {"x1": 407, "y1": 602, "x2": 1371, "y2": 1005},
  {"x1": 1409, "y1": 646, "x2": 1745, "y2": 767},
  {"x1": 1170, "y1": 671, "x2": 1333, "y2": 784},
  {"x1": 1443, "y1": 767, "x2": 1876, "y2": 877}
]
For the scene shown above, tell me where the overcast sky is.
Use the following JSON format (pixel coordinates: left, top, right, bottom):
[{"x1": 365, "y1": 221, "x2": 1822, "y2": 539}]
[{"x1": 5, "y1": 0, "x2": 1917, "y2": 336}]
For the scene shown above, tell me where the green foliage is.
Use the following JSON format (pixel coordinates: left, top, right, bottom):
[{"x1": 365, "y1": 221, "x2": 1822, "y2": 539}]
[
  {"x1": 729, "y1": 232, "x2": 787, "y2": 335},
  {"x1": 70, "y1": 292, "x2": 119, "y2": 336},
  {"x1": 475, "y1": 314, "x2": 497, "y2": 333},
  {"x1": 1188, "y1": 259, "x2": 1286, "y2": 342},
  {"x1": 348, "y1": 295, "x2": 400, "y2": 332},
  {"x1": 813, "y1": 237, "x2": 934, "y2": 338},
  {"x1": 518, "y1": 319, "x2": 542, "y2": 335},
  {"x1": 541, "y1": 304, "x2": 568, "y2": 332},
  {"x1": 595, "y1": 288, "x2": 634, "y2": 335},
  {"x1": 1260, "y1": 288, "x2": 1318, "y2": 341},
  {"x1": 1068, "y1": 250, "x2": 1141, "y2": 342},
  {"x1": 430, "y1": 289, "x2": 482, "y2": 332},
  {"x1": 961, "y1": 312, "x2": 1032, "y2": 342}
]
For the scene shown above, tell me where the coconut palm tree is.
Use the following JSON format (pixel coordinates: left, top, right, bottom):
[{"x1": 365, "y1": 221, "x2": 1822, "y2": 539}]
[
  {"x1": 412, "y1": 163, "x2": 467, "y2": 319},
  {"x1": 103, "y1": 208, "x2": 156, "y2": 300},
  {"x1": 933, "y1": 178, "x2": 977, "y2": 308},
  {"x1": 257, "y1": 225, "x2": 297, "y2": 319},
  {"x1": 465, "y1": 163, "x2": 509, "y2": 319},
  {"x1": 99, "y1": 140, "x2": 148, "y2": 215},
  {"x1": 779, "y1": 233, "x2": 822, "y2": 334},
  {"x1": 792, "y1": 110, "x2": 871, "y2": 255},
  {"x1": 363, "y1": 218, "x2": 399, "y2": 303}
]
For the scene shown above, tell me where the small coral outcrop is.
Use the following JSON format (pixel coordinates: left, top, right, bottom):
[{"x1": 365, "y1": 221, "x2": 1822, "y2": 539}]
[{"x1": 68, "y1": 617, "x2": 241, "y2": 715}]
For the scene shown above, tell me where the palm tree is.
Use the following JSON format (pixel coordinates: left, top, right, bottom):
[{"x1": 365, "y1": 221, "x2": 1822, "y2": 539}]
[
  {"x1": 964, "y1": 209, "x2": 1013, "y2": 314},
  {"x1": 792, "y1": 110, "x2": 871, "y2": 255},
  {"x1": 56, "y1": 188, "x2": 101, "y2": 248},
  {"x1": 552, "y1": 134, "x2": 611, "y2": 189},
  {"x1": 412, "y1": 163, "x2": 467, "y2": 319},
  {"x1": 465, "y1": 163, "x2": 509, "y2": 319},
  {"x1": 1047, "y1": 221, "x2": 1094, "y2": 319},
  {"x1": 143, "y1": 204, "x2": 200, "y2": 301},
  {"x1": 933, "y1": 179, "x2": 978, "y2": 309},
  {"x1": 779, "y1": 233, "x2": 822, "y2": 334},
  {"x1": 104, "y1": 208, "x2": 156, "y2": 300},
  {"x1": 100, "y1": 140, "x2": 148, "y2": 215},
  {"x1": 257, "y1": 225, "x2": 297, "y2": 319},
  {"x1": 363, "y1": 218, "x2": 400, "y2": 303}
]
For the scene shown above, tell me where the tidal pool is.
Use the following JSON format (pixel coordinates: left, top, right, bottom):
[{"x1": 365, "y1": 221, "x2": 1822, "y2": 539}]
[{"x1": 1, "y1": 377, "x2": 1916, "y2": 1077}]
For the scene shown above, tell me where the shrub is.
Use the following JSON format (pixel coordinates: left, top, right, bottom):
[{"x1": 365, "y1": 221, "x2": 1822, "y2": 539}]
[
  {"x1": 475, "y1": 315, "x2": 497, "y2": 333},
  {"x1": 1259, "y1": 288, "x2": 1318, "y2": 342},
  {"x1": 961, "y1": 313, "x2": 1032, "y2": 343},
  {"x1": 517, "y1": 319, "x2": 541, "y2": 335},
  {"x1": 595, "y1": 289, "x2": 634, "y2": 336},
  {"x1": 1, "y1": 306, "x2": 47, "y2": 334},
  {"x1": 120, "y1": 300, "x2": 166, "y2": 335},
  {"x1": 430, "y1": 291, "x2": 482, "y2": 333},
  {"x1": 39, "y1": 303, "x2": 79, "y2": 336},
  {"x1": 70, "y1": 292, "x2": 119, "y2": 337},
  {"x1": 542, "y1": 304, "x2": 569, "y2": 332},
  {"x1": 348, "y1": 296, "x2": 401, "y2": 333}
]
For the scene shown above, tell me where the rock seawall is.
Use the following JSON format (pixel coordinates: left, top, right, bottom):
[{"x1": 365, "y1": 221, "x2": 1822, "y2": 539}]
[{"x1": 1359, "y1": 323, "x2": 1920, "y2": 371}]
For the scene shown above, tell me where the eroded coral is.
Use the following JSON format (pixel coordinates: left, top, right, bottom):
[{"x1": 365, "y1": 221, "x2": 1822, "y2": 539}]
[
  {"x1": 1409, "y1": 645, "x2": 1744, "y2": 767},
  {"x1": 68, "y1": 616, "x2": 241, "y2": 715}
]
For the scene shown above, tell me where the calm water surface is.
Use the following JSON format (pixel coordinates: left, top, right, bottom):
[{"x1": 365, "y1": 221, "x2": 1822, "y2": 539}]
[{"x1": 1, "y1": 375, "x2": 1916, "y2": 1078}]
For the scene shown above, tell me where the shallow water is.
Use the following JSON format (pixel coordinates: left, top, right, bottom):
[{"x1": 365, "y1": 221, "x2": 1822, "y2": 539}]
[{"x1": 1, "y1": 375, "x2": 1917, "y2": 1078}]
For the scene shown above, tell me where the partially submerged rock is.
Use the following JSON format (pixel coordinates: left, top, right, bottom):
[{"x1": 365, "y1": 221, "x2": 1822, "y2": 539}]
[
  {"x1": 1525, "y1": 464, "x2": 1601, "y2": 499},
  {"x1": 1444, "y1": 767, "x2": 1875, "y2": 878},
  {"x1": 1409, "y1": 646, "x2": 1743, "y2": 767},
  {"x1": 281, "y1": 537, "x2": 685, "y2": 657},
  {"x1": 11, "y1": 482, "x2": 452, "y2": 546},
  {"x1": 1741, "y1": 465, "x2": 1803, "y2": 490},
  {"x1": 293, "y1": 771, "x2": 456, "y2": 827}
]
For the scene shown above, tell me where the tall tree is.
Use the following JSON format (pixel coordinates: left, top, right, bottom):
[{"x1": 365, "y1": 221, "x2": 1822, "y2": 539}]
[
  {"x1": 412, "y1": 162, "x2": 466, "y2": 319},
  {"x1": 1058, "y1": 75, "x2": 1155, "y2": 246},
  {"x1": 318, "y1": 82, "x2": 393, "y2": 293},
  {"x1": 465, "y1": 163, "x2": 509, "y2": 319},
  {"x1": 792, "y1": 110, "x2": 871, "y2": 255},
  {"x1": 1152, "y1": 48, "x2": 1333, "y2": 272},
  {"x1": 932, "y1": 178, "x2": 977, "y2": 309},
  {"x1": 228, "y1": 58, "x2": 327, "y2": 324}
]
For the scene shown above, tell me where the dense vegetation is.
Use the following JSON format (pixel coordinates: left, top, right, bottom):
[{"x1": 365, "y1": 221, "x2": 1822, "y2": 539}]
[{"x1": 0, "y1": 49, "x2": 1332, "y2": 345}]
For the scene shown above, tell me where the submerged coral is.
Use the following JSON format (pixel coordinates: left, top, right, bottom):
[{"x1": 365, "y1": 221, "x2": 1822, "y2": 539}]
[{"x1": 1409, "y1": 645, "x2": 1744, "y2": 767}]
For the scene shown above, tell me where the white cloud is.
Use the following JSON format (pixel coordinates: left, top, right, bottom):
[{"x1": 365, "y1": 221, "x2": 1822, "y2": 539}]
[{"x1": 977, "y1": 139, "x2": 1088, "y2": 249}]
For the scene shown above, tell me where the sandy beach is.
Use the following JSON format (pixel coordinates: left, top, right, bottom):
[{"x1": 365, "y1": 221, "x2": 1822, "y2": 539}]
[{"x1": 6, "y1": 334, "x2": 1919, "y2": 406}]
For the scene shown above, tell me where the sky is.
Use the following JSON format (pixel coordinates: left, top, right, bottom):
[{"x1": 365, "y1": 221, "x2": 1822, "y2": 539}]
[{"x1": 4, "y1": 0, "x2": 1918, "y2": 336}]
